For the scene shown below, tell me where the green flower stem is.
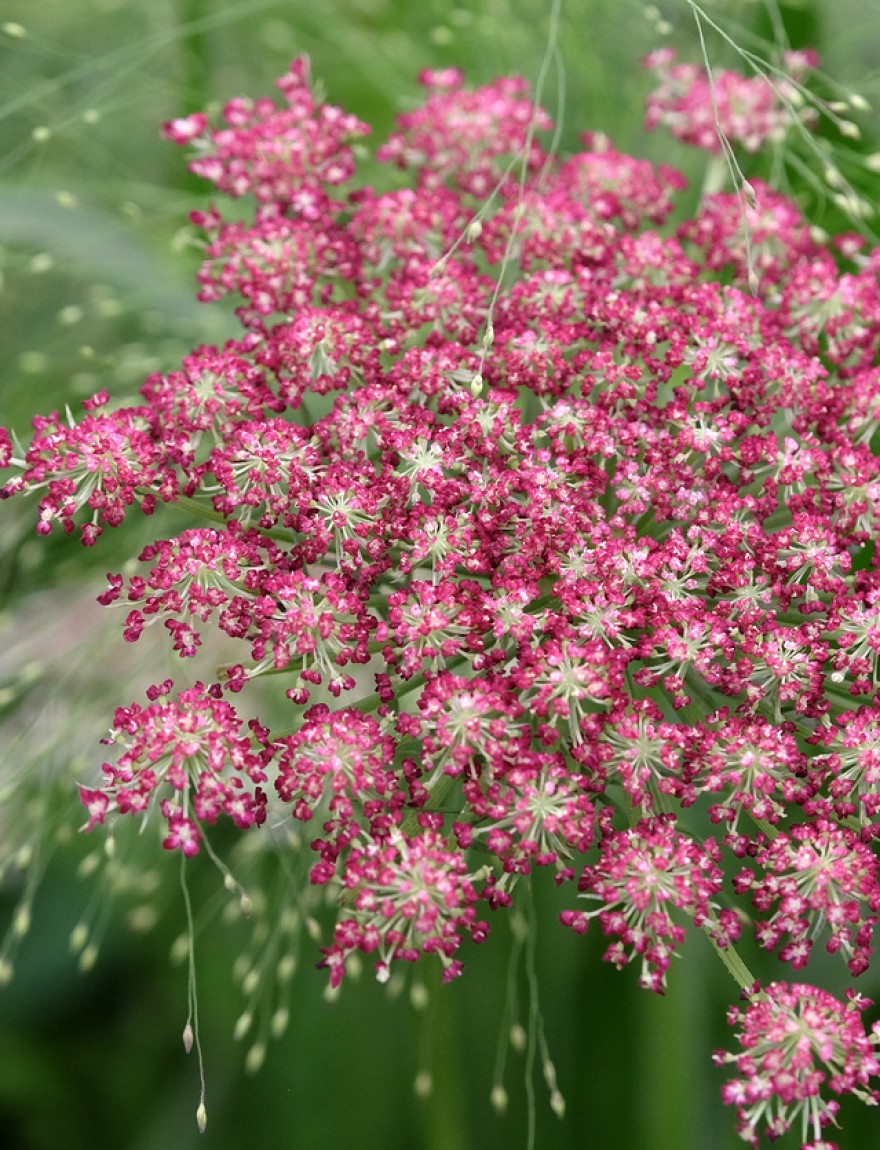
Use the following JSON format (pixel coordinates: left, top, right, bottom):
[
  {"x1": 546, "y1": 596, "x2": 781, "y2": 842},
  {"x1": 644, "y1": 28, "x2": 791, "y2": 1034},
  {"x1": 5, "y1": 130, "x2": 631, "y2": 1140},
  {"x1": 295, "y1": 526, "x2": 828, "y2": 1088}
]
[
  {"x1": 171, "y1": 493, "x2": 228, "y2": 527},
  {"x1": 377, "y1": 654, "x2": 473, "y2": 710},
  {"x1": 699, "y1": 153, "x2": 732, "y2": 199},
  {"x1": 683, "y1": 668, "x2": 724, "y2": 717},
  {"x1": 824, "y1": 682, "x2": 871, "y2": 708},
  {"x1": 170, "y1": 493, "x2": 295, "y2": 544},
  {"x1": 356, "y1": 670, "x2": 429, "y2": 715},
  {"x1": 704, "y1": 928, "x2": 757, "y2": 992},
  {"x1": 270, "y1": 655, "x2": 477, "y2": 741},
  {"x1": 400, "y1": 772, "x2": 459, "y2": 841},
  {"x1": 748, "y1": 815, "x2": 778, "y2": 841}
]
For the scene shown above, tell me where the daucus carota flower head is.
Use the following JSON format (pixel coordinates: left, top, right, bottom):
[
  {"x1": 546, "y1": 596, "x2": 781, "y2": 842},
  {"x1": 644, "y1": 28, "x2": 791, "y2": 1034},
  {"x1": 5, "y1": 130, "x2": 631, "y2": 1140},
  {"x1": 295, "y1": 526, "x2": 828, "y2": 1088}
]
[
  {"x1": 377, "y1": 68, "x2": 552, "y2": 196},
  {"x1": 162, "y1": 57, "x2": 370, "y2": 211},
  {"x1": 643, "y1": 46, "x2": 819, "y2": 154},
  {"x1": 734, "y1": 821, "x2": 880, "y2": 976},
  {"x1": 92, "y1": 681, "x2": 272, "y2": 851},
  {"x1": 1, "y1": 402, "x2": 170, "y2": 544},
  {"x1": 715, "y1": 982, "x2": 880, "y2": 1149},
  {"x1": 562, "y1": 813, "x2": 739, "y2": 992},
  {"x1": 2, "y1": 43, "x2": 880, "y2": 1146},
  {"x1": 318, "y1": 827, "x2": 486, "y2": 986}
]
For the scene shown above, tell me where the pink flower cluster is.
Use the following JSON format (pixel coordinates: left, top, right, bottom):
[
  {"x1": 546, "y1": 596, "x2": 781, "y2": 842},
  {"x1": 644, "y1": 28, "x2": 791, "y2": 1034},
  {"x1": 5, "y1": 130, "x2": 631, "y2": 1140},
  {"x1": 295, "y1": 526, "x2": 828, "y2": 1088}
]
[
  {"x1": 3, "y1": 57, "x2": 880, "y2": 1148},
  {"x1": 83, "y1": 681, "x2": 272, "y2": 855},
  {"x1": 561, "y1": 813, "x2": 740, "y2": 992},
  {"x1": 714, "y1": 984, "x2": 880, "y2": 1147},
  {"x1": 643, "y1": 47, "x2": 819, "y2": 154}
]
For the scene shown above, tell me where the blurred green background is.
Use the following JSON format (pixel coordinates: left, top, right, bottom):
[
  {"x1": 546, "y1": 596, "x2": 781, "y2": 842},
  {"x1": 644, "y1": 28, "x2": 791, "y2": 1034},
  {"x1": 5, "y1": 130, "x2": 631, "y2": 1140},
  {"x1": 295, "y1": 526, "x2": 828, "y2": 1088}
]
[{"x1": 2, "y1": 2, "x2": 880, "y2": 1148}]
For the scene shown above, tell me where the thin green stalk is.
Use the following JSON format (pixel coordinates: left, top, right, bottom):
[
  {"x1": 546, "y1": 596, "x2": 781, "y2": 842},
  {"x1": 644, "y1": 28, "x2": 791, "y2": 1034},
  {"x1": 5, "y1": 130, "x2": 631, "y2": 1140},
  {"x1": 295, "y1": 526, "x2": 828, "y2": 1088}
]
[
  {"x1": 704, "y1": 927, "x2": 757, "y2": 993},
  {"x1": 170, "y1": 493, "x2": 295, "y2": 544}
]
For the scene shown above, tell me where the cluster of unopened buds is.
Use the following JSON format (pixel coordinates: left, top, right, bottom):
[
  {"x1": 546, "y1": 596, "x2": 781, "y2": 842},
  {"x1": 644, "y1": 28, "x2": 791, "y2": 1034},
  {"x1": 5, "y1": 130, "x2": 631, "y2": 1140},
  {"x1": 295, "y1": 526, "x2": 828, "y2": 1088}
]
[{"x1": 4, "y1": 52, "x2": 880, "y2": 1149}]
